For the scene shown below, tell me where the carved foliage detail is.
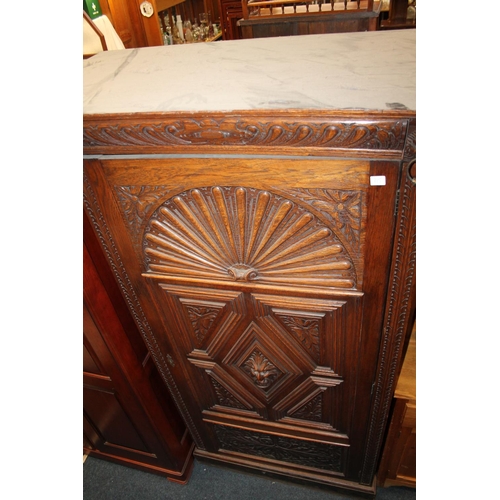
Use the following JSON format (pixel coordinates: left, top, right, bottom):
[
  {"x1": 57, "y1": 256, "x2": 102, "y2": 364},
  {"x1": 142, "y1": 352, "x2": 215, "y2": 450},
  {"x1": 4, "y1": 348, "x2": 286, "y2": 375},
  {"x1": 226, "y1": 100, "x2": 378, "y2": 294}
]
[
  {"x1": 289, "y1": 393, "x2": 323, "y2": 422},
  {"x1": 242, "y1": 350, "x2": 282, "y2": 390},
  {"x1": 210, "y1": 378, "x2": 247, "y2": 410},
  {"x1": 278, "y1": 315, "x2": 320, "y2": 362},
  {"x1": 277, "y1": 188, "x2": 364, "y2": 253},
  {"x1": 184, "y1": 304, "x2": 221, "y2": 345},
  {"x1": 144, "y1": 186, "x2": 357, "y2": 289},
  {"x1": 115, "y1": 185, "x2": 170, "y2": 241},
  {"x1": 215, "y1": 425, "x2": 342, "y2": 472}
]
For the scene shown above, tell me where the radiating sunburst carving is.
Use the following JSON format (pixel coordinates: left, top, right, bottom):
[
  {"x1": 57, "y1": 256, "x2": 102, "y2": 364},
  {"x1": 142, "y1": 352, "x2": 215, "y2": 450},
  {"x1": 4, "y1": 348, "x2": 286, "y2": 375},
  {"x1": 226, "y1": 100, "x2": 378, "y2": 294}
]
[{"x1": 143, "y1": 186, "x2": 356, "y2": 288}]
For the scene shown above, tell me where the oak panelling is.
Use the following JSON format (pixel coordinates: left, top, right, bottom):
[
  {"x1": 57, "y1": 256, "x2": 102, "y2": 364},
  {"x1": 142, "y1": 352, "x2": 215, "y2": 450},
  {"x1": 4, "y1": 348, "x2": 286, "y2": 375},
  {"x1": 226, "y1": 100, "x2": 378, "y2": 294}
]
[
  {"x1": 151, "y1": 286, "x2": 360, "y2": 442},
  {"x1": 84, "y1": 150, "x2": 399, "y2": 487},
  {"x1": 102, "y1": 158, "x2": 369, "y2": 189},
  {"x1": 83, "y1": 387, "x2": 154, "y2": 456},
  {"x1": 83, "y1": 302, "x2": 159, "y2": 460}
]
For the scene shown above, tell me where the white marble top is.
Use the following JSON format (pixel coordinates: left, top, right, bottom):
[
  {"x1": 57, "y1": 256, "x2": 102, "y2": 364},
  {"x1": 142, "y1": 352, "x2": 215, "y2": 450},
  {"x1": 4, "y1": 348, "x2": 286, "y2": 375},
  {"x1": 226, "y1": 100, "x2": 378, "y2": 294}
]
[{"x1": 83, "y1": 30, "x2": 415, "y2": 115}]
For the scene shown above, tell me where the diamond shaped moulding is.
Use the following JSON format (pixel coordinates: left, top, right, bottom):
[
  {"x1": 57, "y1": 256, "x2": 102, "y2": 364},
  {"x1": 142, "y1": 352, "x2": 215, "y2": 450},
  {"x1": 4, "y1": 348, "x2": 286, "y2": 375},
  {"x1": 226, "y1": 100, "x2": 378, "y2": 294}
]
[{"x1": 223, "y1": 321, "x2": 303, "y2": 403}]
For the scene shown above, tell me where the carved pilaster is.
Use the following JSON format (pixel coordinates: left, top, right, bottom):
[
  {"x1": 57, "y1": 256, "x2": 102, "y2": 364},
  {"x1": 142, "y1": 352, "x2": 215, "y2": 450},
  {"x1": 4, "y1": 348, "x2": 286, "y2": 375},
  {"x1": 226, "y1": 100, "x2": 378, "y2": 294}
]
[{"x1": 359, "y1": 132, "x2": 416, "y2": 484}]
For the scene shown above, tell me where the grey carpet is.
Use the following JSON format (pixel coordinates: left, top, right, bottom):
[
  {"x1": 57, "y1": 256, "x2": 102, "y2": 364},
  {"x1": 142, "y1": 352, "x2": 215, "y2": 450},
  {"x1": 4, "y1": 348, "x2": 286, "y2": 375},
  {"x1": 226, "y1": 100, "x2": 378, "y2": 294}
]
[{"x1": 83, "y1": 456, "x2": 416, "y2": 499}]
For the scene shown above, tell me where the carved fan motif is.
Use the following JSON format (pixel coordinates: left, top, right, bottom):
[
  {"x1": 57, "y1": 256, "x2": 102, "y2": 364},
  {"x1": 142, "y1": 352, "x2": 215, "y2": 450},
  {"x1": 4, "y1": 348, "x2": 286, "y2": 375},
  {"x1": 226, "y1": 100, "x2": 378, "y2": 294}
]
[{"x1": 144, "y1": 186, "x2": 356, "y2": 288}]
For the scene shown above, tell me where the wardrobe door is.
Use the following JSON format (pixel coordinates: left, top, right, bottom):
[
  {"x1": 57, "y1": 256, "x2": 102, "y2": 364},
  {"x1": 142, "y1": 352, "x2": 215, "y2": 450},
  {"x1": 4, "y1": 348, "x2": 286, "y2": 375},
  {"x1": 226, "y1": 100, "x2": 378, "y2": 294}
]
[{"x1": 83, "y1": 155, "x2": 398, "y2": 483}]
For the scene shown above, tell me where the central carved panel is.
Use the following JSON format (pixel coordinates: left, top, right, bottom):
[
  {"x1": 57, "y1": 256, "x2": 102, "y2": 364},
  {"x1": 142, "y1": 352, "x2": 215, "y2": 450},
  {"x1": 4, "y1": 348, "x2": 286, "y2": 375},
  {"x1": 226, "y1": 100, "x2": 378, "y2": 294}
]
[{"x1": 143, "y1": 186, "x2": 357, "y2": 289}]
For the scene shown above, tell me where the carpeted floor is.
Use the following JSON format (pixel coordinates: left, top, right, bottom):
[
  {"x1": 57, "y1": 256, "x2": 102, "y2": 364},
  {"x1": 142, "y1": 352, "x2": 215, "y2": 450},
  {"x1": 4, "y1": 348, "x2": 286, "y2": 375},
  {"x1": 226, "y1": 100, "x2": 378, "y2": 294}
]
[{"x1": 83, "y1": 456, "x2": 416, "y2": 500}]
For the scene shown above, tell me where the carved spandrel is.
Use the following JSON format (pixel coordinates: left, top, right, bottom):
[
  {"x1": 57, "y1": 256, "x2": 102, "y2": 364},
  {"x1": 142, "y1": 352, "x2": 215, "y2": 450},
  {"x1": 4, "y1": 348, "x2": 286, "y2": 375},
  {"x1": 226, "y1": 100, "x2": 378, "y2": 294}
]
[
  {"x1": 210, "y1": 378, "x2": 247, "y2": 410},
  {"x1": 277, "y1": 314, "x2": 321, "y2": 363},
  {"x1": 114, "y1": 185, "x2": 171, "y2": 246},
  {"x1": 275, "y1": 188, "x2": 365, "y2": 257},
  {"x1": 183, "y1": 303, "x2": 222, "y2": 346},
  {"x1": 144, "y1": 186, "x2": 359, "y2": 289},
  {"x1": 289, "y1": 393, "x2": 324, "y2": 422}
]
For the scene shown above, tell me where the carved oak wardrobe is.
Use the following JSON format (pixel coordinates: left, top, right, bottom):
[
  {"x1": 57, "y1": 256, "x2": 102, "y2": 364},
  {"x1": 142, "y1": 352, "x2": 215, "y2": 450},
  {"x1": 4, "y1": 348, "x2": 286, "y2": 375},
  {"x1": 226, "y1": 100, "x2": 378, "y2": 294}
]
[{"x1": 83, "y1": 30, "x2": 416, "y2": 497}]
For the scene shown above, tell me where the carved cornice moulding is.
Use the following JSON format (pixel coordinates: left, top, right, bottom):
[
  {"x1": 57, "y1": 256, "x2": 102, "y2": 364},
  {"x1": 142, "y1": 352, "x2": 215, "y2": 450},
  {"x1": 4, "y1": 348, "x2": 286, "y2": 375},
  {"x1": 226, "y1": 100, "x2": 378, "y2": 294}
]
[{"x1": 83, "y1": 111, "x2": 414, "y2": 157}]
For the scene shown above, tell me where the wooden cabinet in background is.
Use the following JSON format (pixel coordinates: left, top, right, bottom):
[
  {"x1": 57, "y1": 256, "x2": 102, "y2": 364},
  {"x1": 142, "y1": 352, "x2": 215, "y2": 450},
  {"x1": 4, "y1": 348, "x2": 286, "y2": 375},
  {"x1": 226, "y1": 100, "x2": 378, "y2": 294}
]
[
  {"x1": 99, "y1": 0, "x2": 221, "y2": 48},
  {"x1": 218, "y1": 0, "x2": 243, "y2": 39},
  {"x1": 83, "y1": 212, "x2": 195, "y2": 482},
  {"x1": 377, "y1": 325, "x2": 416, "y2": 488}
]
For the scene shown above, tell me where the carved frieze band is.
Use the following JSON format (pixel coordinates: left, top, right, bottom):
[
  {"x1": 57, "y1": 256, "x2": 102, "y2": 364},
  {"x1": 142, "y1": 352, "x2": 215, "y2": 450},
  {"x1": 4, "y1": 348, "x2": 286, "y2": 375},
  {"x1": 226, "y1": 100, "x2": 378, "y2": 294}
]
[
  {"x1": 214, "y1": 425, "x2": 343, "y2": 472},
  {"x1": 83, "y1": 170, "x2": 206, "y2": 449},
  {"x1": 360, "y1": 159, "x2": 416, "y2": 485},
  {"x1": 83, "y1": 116, "x2": 408, "y2": 154},
  {"x1": 143, "y1": 186, "x2": 359, "y2": 289}
]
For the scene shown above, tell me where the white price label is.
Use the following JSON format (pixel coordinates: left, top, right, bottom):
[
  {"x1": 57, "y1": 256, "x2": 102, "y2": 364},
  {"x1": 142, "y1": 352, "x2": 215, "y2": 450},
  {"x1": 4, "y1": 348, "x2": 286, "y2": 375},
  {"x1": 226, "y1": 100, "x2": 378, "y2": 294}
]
[{"x1": 370, "y1": 176, "x2": 386, "y2": 186}]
